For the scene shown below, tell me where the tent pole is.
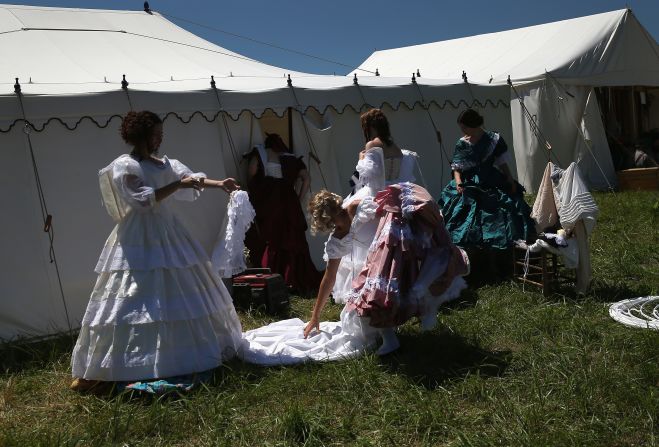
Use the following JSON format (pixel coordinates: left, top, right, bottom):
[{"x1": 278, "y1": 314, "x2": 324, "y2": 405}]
[{"x1": 287, "y1": 106, "x2": 293, "y2": 150}]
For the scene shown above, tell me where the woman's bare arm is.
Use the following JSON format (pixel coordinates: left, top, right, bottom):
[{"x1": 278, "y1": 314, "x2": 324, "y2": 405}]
[{"x1": 303, "y1": 258, "x2": 341, "y2": 338}]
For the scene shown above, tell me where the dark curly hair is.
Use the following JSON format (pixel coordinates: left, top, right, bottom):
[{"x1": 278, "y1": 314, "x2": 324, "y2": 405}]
[
  {"x1": 121, "y1": 111, "x2": 163, "y2": 151},
  {"x1": 457, "y1": 108, "x2": 484, "y2": 128},
  {"x1": 360, "y1": 108, "x2": 393, "y2": 145}
]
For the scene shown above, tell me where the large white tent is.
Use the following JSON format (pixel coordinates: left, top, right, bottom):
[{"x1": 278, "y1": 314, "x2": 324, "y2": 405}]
[
  {"x1": 355, "y1": 9, "x2": 659, "y2": 192},
  {"x1": 0, "y1": 4, "x2": 512, "y2": 341}
]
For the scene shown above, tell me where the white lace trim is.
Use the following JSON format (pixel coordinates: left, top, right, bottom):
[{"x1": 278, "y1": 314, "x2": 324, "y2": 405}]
[
  {"x1": 347, "y1": 276, "x2": 401, "y2": 303},
  {"x1": 399, "y1": 182, "x2": 416, "y2": 219},
  {"x1": 212, "y1": 191, "x2": 256, "y2": 278}
]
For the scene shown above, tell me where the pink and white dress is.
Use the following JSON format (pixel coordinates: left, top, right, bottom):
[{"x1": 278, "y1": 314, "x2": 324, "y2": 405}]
[
  {"x1": 346, "y1": 183, "x2": 470, "y2": 328},
  {"x1": 332, "y1": 148, "x2": 420, "y2": 304}
]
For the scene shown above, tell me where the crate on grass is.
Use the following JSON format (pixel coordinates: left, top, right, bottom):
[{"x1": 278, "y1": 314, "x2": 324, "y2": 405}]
[{"x1": 232, "y1": 268, "x2": 289, "y2": 315}]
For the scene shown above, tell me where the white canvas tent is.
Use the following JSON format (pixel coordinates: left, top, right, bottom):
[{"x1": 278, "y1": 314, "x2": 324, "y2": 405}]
[
  {"x1": 355, "y1": 9, "x2": 659, "y2": 192},
  {"x1": 0, "y1": 4, "x2": 510, "y2": 341}
]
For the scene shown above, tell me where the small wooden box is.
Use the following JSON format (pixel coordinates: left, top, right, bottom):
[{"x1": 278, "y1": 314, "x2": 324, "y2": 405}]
[{"x1": 616, "y1": 167, "x2": 659, "y2": 191}]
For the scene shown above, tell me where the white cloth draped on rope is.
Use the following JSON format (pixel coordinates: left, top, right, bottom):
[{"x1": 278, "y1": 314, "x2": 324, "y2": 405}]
[
  {"x1": 529, "y1": 161, "x2": 598, "y2": 293},
  {"x1": 211, "y1": 190, "x2": 256, "y2": 278}
]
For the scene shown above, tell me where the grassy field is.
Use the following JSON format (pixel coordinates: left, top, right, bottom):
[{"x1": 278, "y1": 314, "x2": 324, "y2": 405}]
[{"x1": 1, "y1": 191, "x2": 658, "y2": 447}]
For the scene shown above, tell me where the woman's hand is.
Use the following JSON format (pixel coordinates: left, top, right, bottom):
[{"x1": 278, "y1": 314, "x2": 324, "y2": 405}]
[
  {"x1": 303, "y1": 315, "x2": 320, "y2": 338},
  {"x1": 456, "y1": 184, "x2": 465, "y2": 195},
  {"x1": 220, "y1": 178, "x2": 240, "y2": 193},
  {"x1": 179, "y1": 176, "x2": 203, "y2": 190}
]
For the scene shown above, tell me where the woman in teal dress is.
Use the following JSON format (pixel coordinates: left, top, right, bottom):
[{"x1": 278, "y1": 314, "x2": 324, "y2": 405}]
[{"x1": 439, "y1": 109, "x2": 535, "y2": 250}]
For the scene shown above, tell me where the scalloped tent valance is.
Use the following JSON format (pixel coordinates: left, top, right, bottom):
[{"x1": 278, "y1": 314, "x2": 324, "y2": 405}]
[{"x1": 0, "y1": 3, "x2": 506, "y2": 130}]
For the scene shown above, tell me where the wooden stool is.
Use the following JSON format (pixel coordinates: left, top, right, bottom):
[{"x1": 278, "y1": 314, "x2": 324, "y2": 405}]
[{"x1": 512, "y1": 245, "x2": 559, "y2": 296}]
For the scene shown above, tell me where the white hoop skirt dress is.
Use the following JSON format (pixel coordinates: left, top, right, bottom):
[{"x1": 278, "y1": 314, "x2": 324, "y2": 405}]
[{"x1": 71, "y1": 154, "x2": 243, "y2": 382}]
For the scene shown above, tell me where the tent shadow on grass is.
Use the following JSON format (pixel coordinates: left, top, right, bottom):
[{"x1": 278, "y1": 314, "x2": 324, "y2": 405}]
[
  {"x1": 0, "y1": 333, "x2": 76, "y2": 374},
  {"x1": 378, "y1": 330, "x2": 511, "y2": 390},
  {"x1": 540, "y1": 279, "x2": 653, "y2": 305}
]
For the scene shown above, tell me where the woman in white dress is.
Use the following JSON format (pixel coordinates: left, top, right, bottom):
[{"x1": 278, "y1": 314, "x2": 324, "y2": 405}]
[
  {"x1": 71, "y1": 111, "x2": 243, "y2": 392},
  {"x1": 332, "y1": 108, "x2": 421, "y2": 305}
]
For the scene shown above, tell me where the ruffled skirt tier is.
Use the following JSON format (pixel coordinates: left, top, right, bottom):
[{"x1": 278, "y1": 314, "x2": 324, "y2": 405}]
[{"x1": 72, "y1": 209, "x2": 242, "y2": 381}]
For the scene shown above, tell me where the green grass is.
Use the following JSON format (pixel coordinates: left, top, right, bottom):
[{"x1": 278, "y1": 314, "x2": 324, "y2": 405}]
[{"x1": 1, "y1": 191, "x2": 658, "y2": 447}]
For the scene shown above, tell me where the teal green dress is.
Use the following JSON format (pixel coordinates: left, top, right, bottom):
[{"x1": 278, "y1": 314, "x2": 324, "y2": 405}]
[{"x1": 439, "y1": 131, "x2": 535, "y2": 249}]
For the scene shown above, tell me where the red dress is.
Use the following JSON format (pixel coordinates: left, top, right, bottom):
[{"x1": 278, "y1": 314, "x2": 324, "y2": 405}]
[
  {"x1": 346, "y1": 183, "x2": 468, "y2": 327},
  {"x1": 245, "y1": 148, "x2": 322, "y2": 293}
]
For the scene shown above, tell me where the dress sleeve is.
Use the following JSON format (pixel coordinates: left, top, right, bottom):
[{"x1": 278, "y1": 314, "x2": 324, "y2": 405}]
[
  {"x1": 111, "y1": 156, "x2": 156, "y2": 211},
  {"x1": 323, "y1": 233, "x2": 353, "y2": 262},
  {"x1": 169, "y1": 158, "x2": 206, "y2": 202},
  {"x1": 355, "y1": 149, "x2": 385, "y2": 191},
  {"x1": 353, "y1": 196, "x2": 378, "y2": 225},
  {"x1": 450, "y1": 140, "x2": 470, "y2": 171}
]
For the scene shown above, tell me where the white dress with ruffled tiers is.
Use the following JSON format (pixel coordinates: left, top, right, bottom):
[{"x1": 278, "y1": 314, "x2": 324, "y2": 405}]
[{"x1": 71, "y1": 154, "x2": 243, "y2": 382}]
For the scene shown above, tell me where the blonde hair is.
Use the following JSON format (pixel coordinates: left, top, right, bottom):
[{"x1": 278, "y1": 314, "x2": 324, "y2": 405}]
[{"x1": 308, "y1": 190, "x2": 343, "y2": 235}]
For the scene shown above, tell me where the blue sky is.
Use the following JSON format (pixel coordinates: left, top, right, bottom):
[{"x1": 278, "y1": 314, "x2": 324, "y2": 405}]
[{"x1": 12, "y1": 0, "x2": 659, "y2": 75}]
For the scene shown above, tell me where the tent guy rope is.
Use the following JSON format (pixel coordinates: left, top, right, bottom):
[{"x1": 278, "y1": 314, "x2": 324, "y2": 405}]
[
  {"x1": 287, "y1": 75, "x2": 328, "y2": 189},
  {"x1": 210, "y1": 76, "x2": 242, "y2": 178},
  {"x1": 544, "y1": 72, "x2": 615, "y2": 192},
  {"x1": 13, "y1": 78, "x2": 73, "y2": 337}
]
